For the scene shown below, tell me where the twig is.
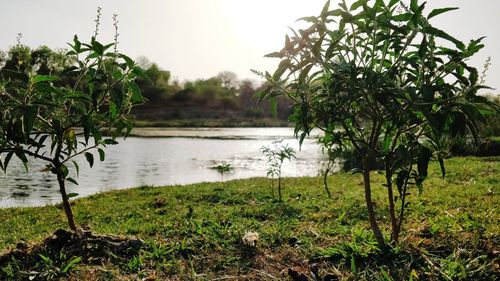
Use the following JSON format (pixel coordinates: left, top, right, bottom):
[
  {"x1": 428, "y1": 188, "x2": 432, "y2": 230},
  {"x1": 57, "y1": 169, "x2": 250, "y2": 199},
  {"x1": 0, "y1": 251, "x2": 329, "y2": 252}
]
[
  {"x1": 248, "y1": 268, "x2": 279, "y2": 279},
  {"x1": 211, "y1": 275, "x2": 250, "y2": 280}
]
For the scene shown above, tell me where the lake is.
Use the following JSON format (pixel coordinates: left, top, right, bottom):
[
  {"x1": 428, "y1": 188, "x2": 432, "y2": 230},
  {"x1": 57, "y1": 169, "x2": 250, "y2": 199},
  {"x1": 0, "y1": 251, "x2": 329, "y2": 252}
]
[{"x1": 0, "y1": 127, "x2": 332, "y2": 208}]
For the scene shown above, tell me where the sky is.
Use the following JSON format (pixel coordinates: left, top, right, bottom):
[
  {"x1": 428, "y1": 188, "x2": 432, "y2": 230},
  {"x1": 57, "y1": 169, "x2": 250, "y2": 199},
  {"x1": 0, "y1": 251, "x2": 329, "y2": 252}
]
[{"x1": 1, "y1": 0, "x2": 499, "y2": 91}]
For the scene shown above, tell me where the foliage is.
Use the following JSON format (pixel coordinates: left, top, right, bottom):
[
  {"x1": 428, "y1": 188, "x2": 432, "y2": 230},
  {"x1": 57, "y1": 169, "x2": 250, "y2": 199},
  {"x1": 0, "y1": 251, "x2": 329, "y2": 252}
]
[
  {"x1": 0, "y1": 14, "x2": 145, "y2": 231},
  {"x1": 258, "y1": 0, "x2": 498, "y2": 247},
  {"x1": 261, "y1": 139, "x2": 296, "y2": 201},
  {"x1": 211, "y1": 162, "x2": 233, "y2": 188},
  {"x1": 32, "y1": 251, "x2": 81, "y2": 280},
  {"x1": 0, "y1": 157, "x2": 498, "y2": 280},
  {"x1": 478, "y1": 94, "x2": 500, "y2": 137},
  {"x1": 0, "y1": 44, "x2": 294, "y2": 126}
]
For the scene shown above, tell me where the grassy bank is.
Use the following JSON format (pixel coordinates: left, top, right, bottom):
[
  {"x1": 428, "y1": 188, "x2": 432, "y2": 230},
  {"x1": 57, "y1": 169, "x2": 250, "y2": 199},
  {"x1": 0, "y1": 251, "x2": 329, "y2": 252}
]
[
  {"x1": 134, "y1": 118, "x2": 292, "y2": 128},
  {"x1": 0, "y1": 157, "x2": 499, "y2": 280}
]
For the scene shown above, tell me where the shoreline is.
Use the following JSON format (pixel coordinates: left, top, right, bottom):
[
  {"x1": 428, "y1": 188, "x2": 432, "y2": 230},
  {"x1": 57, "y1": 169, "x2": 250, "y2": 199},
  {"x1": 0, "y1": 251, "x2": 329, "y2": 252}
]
[{"x1": 133, "y1": 118, "x2": 293, "y2": 128}]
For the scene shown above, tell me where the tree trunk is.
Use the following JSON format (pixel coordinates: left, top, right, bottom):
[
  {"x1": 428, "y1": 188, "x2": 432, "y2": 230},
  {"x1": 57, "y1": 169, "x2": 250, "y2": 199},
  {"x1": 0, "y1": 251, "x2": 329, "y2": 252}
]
[
  {"x1": 385, "y1": 158, "x2": 399, "y2": 244},
  {"x1": 362, "y1": 159, "x2": 386, "y2": 248},
  {"x1": 386, "y1": 181, "x2": 399, "y2": 244},
  {"x1": 56, "y1": 169, "x2": 77, "y2": 232}
]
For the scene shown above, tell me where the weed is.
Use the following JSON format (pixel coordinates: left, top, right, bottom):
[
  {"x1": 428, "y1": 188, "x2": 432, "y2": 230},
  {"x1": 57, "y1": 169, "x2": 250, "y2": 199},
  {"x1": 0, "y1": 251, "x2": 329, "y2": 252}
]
[{"x1": 261, "y1": 139, "x2": 296, "y2": 201}]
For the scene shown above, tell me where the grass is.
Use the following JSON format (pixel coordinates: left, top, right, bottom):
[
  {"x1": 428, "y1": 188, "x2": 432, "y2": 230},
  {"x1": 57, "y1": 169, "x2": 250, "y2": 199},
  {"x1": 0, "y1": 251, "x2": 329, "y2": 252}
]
[
  {"x1": 0, "y1": 156, "x2": 498, "y2": 280},
  {"x1": 134, "y1": 118, "x2": 292, "y2": 128}
]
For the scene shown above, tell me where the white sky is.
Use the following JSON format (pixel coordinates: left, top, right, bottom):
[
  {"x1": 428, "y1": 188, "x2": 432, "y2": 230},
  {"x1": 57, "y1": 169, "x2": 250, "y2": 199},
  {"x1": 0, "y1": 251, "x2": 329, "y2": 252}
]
[{"x1": 1, "y1": 0, "x2": 499, "y2": 91}]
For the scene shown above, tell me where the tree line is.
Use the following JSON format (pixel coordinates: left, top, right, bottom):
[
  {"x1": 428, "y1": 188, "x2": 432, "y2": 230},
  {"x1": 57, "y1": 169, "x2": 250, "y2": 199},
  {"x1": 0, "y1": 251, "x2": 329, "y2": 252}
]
[{"x1": 0, "y1": 46, "x2": 293, "y2": 125}]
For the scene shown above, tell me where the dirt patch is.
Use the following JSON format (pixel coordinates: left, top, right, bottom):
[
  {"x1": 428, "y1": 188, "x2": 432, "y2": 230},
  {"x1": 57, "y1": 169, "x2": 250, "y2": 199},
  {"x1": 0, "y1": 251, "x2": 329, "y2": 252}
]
[{"x1": 0, "y1": 228, "x2": 144, "y2": 279}]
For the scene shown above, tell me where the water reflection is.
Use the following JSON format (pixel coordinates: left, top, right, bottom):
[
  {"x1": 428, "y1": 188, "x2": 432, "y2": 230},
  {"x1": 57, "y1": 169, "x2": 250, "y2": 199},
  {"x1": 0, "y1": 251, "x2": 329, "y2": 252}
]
[{"x1": 0, "y1": 128, "x2": 332, "y2": 207}]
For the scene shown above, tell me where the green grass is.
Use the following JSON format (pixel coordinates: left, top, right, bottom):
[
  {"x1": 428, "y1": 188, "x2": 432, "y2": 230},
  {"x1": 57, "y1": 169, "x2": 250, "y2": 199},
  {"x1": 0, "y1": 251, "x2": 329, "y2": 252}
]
[
  {"x1": 0, "y1": 157, "x2": 498, "y2": 280},
  {"x1": 134, "y1": 118, "x2": 291, "y2": 128}
]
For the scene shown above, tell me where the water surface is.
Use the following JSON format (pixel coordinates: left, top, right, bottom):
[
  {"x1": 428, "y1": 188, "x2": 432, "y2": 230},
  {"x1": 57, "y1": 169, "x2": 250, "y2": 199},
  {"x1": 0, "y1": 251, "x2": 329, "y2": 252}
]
[{"x1": 0, "y1": 127, "x2": 330, "y2": 208}]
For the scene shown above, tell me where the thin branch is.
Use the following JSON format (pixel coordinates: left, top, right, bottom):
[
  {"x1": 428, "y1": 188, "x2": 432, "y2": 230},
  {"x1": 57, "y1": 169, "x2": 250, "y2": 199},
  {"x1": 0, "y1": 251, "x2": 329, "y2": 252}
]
[{"x1": 61, "y1": 143, "x2": 100, "y2": 164}]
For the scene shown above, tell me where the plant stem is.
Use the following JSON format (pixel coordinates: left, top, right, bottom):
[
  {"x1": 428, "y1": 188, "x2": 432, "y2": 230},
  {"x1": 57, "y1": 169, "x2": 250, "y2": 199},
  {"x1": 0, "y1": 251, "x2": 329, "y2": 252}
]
[
  {"x1": 278, "y1": 175, "x2": 282, "y2": 201},
  {"x1": 323, "y1": 159, "x2": 333, "y2": 198},
  {"x1": 385, "y1": 156, "x2": 399, "y2": 244},
  {"x1": 56, "y1": 168, "x2": 77, "y2": 232},
  {"x1": 362, "y1": 156, "x2": 386, "y2": 248},
  {"x1": 54, "y1": 139, "x2": 77, "y2": 232}
]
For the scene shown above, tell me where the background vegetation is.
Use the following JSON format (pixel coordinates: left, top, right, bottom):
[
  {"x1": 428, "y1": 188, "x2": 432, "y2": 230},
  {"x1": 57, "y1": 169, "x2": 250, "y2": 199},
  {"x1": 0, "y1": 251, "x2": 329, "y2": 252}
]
[{"x1": 0, "y1": 46, "x2": 293, "y2": 127}]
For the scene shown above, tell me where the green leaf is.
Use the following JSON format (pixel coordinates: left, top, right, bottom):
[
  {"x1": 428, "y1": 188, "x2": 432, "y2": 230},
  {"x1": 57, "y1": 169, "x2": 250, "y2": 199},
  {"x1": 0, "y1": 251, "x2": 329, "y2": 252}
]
[
  {"x1": 103, "y1": 139, "x2": 119, "y2": 145},
  {"x1": 22, "y1": 106, "x2": 37, "y2": 135},
  {"x1": 417, "y1": 146, "x2": 432, "y2": 178},
  {"x1": 128, "y1": 82, "x2": 144, "y2": 104},
  {"x1": 388, "y1": 0, "x2": 400, "y2": 8},
  {"x1": 14, "y1": 149, "x2": 28, "y2": 164},
  {"x1": 72, "y1": 160, "x2": 80, "y2": 177},
  {"x1": 71, "y1": 35, "x2": 81, "y2": 52},
  {"x1": 38, "y1": 254, "x2": 52, "y2": 264},
  {"x1": 321, "y1": 0, "x2": 331, "y2": 19},
  {"x1": 418, "y1": 36, "x2": 428, "y2": 59},
  {"x1": 91, "y1": 40, "x2": 104, "y2": 55},
  {"x1": 410, "y1": 0, "x2": 418, "y2": 12},
  {"x1": 81, "y1": 115, "x2": 92, "y2": 144},
  {"x1": 66, "y1": 178, "x2": 79, "y2": 185},
  {"x1": 298, "y1": 64, "x2": 314, "y2": 84},
  {"x1": 67, "y1": 192, "x2": 79, "y2": 198},
  {"x1": 61, "y1": 256, "x2": 82, "y2": 273},
  {"x1": 264, "y1": 52, "x2": 285, "y2": 58},
  {"x1": 273, "y1": 59, "x2": 291, "y2": 80},
  {"x1": 396, "y1": 171, "x2": 406, "y2": 194},
  {"x1": 32, "y1": 75, "x2": 60, "y2": 84},
  {"x1": 392, "y1": 13, "x2": 412, "y2": 22},
  {"x1": 422, "y1": 26, "x2": 465, "y2": 50},
  {"x1": 382, "y1": 127, "x2": 395, "y2": 153},
  {"x1": 109, "y1": 102, "x2": 119, "y2": 120},
  {"x1": 84, "y1": 152, "x2": 94, "y2": 168},
  {"x1": 297, "y1": 16, "x2": 318, "y2": 24},
  {"x1": 98, "y1": 148, "x2": 105, "y2": 161},
  {"x1": 350, "y1": 255, "x2": 357, "y2": 276},
  {"x1": 427, "y1": 7, "x2": 459, "y2": 19},
  {"x1": 112, "y1": 69, "x2": 123, "y2": 80},
  {"x1": 60, "y1": 164, "x2": 69, "y2": 178},
  {"x1": 269, "y1": 97, "x2": 278, "y2": 118},
  {"x1": 52, "y1": 119, "x2": 63, "y2": 137},
  {"x1": 350, "y1": 0, "x2": 365, "y2": 11},
  {"x1": 119, "y1": 53, "x2": 135, "y2": 68},
  {"x1": 420, "y1": 85, "x2": 434, "y2": 102},
  {"x1": 450, "y1": 112, "x2": 466, "y2": 137}
]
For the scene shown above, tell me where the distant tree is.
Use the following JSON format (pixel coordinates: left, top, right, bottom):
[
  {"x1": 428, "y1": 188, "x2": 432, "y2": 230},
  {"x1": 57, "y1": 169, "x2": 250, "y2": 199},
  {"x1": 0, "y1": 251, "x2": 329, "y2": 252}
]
[
  {"x1": 0, "y1": 50, "x2": 6, "y2": 68},
  {"x1": 2, "y1": 45, "x2": 31, "y2": 72},
  {"x1": 145, "y1": 63, "x2": 171, "y2": 89},
  {"x1": 217, "y1": 71, "x2": 238, "y2": 90},
  {"x1": 259, "y1": 0, "x2": 497, "y2": 247},
  {"x1": 136, "y1": 55, "x2": 152, "y2": 69}
]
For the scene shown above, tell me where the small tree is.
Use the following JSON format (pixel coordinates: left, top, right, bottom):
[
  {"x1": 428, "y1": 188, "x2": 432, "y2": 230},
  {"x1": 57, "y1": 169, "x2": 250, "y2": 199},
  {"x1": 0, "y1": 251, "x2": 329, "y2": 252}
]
[
  {"x1": 0, "y1": 14, "x2": 145, "y2": 232},
  {"x1": 212, "y1": 162, "x2": 233, "y2": 188},
  {"x1": 261, "y1": 139, "x2": 296, "y2": 201},
  {"x1": 259, "y1": 0, "x2": 497, "y2": 247}
]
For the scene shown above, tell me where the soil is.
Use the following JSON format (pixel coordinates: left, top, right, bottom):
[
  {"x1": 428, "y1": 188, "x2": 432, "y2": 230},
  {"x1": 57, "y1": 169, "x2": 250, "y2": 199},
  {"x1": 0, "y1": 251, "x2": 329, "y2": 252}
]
[{"x1": 0, "y1": 228, "x2": 144, "y2": 275}]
